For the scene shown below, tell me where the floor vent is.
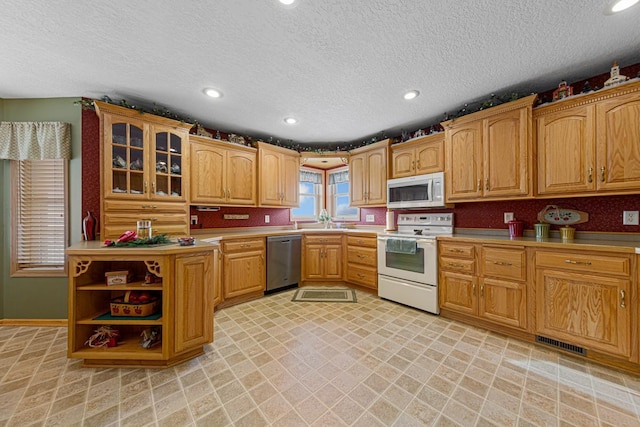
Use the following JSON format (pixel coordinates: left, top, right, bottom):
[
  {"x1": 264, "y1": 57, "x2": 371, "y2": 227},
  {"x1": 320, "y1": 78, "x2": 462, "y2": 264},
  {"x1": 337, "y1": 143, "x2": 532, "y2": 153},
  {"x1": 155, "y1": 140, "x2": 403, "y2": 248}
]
[{"x1": 535, "y1": 335, "x2": 587, "y2": 356}]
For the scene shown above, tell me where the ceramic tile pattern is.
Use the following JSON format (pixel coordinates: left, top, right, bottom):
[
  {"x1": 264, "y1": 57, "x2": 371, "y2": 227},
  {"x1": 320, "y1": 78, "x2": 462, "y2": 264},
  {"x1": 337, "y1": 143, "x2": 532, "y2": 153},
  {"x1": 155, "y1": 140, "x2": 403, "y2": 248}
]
[{"x1": 2, "y1": 289, "x2": 640, "y2": 426}]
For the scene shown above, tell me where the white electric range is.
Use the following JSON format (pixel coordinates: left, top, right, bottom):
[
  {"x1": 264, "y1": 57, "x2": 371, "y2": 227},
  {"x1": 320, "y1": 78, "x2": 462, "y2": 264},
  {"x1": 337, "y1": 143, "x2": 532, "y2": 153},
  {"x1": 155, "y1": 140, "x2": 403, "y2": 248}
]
[{"x1": 377, "y1": 213, "x2": 453, "y2": 314}]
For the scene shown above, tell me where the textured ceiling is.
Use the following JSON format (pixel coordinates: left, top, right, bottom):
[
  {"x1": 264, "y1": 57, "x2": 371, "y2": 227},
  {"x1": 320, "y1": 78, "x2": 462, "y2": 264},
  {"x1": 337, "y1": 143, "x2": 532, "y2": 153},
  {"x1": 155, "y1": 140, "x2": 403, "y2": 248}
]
[{"x1": 1, "y1": 0, "x2": 640, "y2": 144}]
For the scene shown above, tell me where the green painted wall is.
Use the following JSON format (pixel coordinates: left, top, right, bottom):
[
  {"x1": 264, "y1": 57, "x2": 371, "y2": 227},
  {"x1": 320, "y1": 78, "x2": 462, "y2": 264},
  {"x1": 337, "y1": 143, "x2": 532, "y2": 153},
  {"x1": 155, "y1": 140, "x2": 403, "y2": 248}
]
[{"x1": 1, "y1": 98, "x2": 82, "y2": 319}]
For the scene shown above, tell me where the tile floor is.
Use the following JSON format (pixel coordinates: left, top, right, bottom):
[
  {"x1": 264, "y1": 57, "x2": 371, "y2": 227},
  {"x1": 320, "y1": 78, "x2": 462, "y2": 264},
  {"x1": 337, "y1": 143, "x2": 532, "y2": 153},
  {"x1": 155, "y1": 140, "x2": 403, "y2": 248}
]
[{"x1": 1, "y1": 288, "x2": 640, "y2": 426}]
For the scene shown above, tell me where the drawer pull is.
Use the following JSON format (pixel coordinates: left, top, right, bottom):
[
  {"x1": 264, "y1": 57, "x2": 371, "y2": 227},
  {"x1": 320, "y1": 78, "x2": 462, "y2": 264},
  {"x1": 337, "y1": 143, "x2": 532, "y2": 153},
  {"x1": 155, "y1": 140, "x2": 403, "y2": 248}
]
[
  {"x1": 357, "y1": 254, "x2": 366, "y2": 259},
  {"x1": 357, "y1": 273, "x2": 365, "y2": 278},
  {"x1": 240, "y1": 243, "x2": 251, "y2": 248},
  {"x1": 450, "y1": 249, "x2": 464, "y2": 253},
  {"x1": 565, "y1": 259, "x2": 591, "y2": 266},
  {"x1": 493, "y1": 261, "x2": 512, "y2": 266},
  {"x1": 620, "y1": 290, "x2": 626, "y2": 308},
  {"x1": 446, "y1": 263, "x2": 465, "y2": 268}
]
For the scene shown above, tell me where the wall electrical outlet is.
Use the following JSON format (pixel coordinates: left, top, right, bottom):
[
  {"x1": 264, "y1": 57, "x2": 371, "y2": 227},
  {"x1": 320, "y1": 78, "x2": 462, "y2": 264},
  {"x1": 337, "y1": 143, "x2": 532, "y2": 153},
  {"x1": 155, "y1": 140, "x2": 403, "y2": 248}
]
[
  {"x1": 190, "y1": 215, "x2": 198, "y2": 225},
  {"x1": 265, "y1": 215, "x2": 270, "y2": 223},
  {"x1": 504, "y1": 212, "x2": 514, "y2": 224},
  {"x1": 623, "y1": 210, "x2": 639, "y2": 225},
  {"x1": 366, "y1": 214, "x2": 375, "y2": 222}
]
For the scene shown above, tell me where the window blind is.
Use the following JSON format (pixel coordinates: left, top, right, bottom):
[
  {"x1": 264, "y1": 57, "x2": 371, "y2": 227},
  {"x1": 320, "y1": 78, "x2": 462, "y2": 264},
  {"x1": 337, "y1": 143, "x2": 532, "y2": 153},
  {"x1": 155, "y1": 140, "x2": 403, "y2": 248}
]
[{"x1": 16, "y1": 159, "x2": 67, "y2": 270}]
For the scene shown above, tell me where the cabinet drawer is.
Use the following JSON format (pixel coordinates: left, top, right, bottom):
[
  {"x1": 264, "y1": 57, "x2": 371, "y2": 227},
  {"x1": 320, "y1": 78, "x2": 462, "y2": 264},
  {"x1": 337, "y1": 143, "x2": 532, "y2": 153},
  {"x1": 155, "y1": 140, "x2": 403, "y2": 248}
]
[
  {"x1": 347, "y1": 247, "x2": 377, "y2": 267},
  {"x1": 304, "y1": 235, "x2": 343, "y2": 245},
  {"x1": 536, "y1": 251, "x2": 630, "y2": 277},
  {"x1": 440, "y1": 257, "x2": 475, "y2": 274},
  {"x1": 223, "y1": 238, "x2": 266, "y2": 253},
  {"x1": 483, "y1": 247, "x2": 526, "y2": 281},
  {"x1": 346, "y1": 235, "x2": 377, "y2": 248},
  {"x1": 439, "y1": 242, "x2": 475, "y2": 258},
  {"x1": 104, "y1": 199, "x2": 188, "y2": 213},
  {"x1": 346, "y1": 264, "x2": 377, "y2": 288}
]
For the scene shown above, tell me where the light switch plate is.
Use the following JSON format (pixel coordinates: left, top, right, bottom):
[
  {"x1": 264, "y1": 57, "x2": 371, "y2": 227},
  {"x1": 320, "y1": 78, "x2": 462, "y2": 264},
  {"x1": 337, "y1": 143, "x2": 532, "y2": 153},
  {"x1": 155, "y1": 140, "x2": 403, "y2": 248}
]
[
  {"x1": 366, "y1": 214, "x2": 375, "y2": 222},
  {"x1": 265, "y1": 215, "x2": 270, "y2": 223},
  {"x1": 190, "y1": 215, "x2": 198, "y2": 225},
  {"x1": 504, "y1": 212, "x2": 514, "y2": 223}
]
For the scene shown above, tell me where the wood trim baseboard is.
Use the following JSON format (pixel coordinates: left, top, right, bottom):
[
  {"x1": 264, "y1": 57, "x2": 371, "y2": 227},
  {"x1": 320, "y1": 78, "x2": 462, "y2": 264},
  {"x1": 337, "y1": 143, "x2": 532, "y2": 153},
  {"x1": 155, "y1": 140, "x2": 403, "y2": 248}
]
[{"x1": 0, "y1": 319, "x2": 67, "y2": 327}]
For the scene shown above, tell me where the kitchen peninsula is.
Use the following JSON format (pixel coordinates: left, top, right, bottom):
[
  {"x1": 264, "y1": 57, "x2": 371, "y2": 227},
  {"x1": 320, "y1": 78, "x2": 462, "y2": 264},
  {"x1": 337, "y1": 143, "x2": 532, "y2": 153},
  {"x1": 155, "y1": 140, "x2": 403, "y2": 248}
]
[{"x1": 66, "y1": 240, "x2": 217, "y2": 368}]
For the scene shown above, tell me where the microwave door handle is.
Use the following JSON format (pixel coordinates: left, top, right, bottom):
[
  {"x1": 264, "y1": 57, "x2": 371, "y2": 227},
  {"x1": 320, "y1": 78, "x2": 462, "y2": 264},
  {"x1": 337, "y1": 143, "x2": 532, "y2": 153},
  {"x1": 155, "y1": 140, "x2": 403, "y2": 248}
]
[{"x1": 428, "y1": 179, "x2": 433, "y2": 201}]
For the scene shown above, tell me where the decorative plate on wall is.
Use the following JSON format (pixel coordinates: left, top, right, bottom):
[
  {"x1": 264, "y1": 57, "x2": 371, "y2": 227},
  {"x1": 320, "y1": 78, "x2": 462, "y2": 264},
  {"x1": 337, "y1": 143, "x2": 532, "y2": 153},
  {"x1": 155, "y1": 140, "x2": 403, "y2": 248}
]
[{"x1": 537, "y1": 205, "x2": 589, "y2": 225}]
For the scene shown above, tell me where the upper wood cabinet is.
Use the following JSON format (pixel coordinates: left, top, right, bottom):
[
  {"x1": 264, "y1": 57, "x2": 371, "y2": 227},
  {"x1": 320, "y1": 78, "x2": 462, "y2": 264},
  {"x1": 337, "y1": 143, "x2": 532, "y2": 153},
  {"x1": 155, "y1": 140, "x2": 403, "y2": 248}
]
[
  {"x1": 534, "y1": 80, "x2": 640, "y2": 197},
  {"x1": 256, "y1": 142, "x2": 300, "y2": 207},
  {"x1": 94, "y1": 101, "x2": 192, "y2": 239},
  {"x1": 390, "y1": 133, "x2": 444, "y2": 178},
  {"x1": 442, "y1": 95, "x2": 537, "y2": 202},
  {"x1": 349, "y1": 139, "x2": 389, "y2": 207},
  {"x1": 190, "y1": 136, "x2": 257, "y2": 206},
  {"x1": 96, "y1": 101, "x2": 192, "y2": 203}
]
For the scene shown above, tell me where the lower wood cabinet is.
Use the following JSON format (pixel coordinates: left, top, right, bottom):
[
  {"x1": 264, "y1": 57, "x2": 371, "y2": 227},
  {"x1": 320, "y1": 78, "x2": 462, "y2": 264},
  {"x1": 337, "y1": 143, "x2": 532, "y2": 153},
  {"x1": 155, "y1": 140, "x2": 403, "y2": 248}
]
[
  {"x1": 66, "y1": 242, "x2": 215, "y2": 368},
  {"x1": 221, "y1": 238, "x2": 266, "y2": 300},
  {"x1": 439, "y1": 242, "x2": 529, "y2": 332},
  {"x1": 345, "y1": 235, "x2": 377, "y2": 290},
  {"x1": 535, "y1": 250, "x2": 631, "y2": 358},
  {"x1": 302, "y1": 234, "x2": 343, "y2": 281}
]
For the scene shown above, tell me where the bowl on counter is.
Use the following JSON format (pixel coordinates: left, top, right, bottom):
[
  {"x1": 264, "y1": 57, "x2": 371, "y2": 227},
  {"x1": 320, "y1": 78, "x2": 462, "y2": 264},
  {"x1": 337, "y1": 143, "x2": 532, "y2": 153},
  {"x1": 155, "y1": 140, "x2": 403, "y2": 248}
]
[{"x1": 177, "y1": 237, "x2": 195, "y2": 246}]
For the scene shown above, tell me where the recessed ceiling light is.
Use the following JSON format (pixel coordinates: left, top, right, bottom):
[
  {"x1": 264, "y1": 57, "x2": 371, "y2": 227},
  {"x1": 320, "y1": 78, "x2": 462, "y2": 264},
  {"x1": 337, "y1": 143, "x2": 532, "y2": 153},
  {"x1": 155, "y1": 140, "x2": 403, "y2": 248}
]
[
  {"x1": 279, "y1": 0, "x2": 295, "y2": 5},
  {"x1": 605, "y1": 0, "x2": 639, "y2": 14},
  {"x1": 403, "y1": 90, "x2": 420, "y2": 100},
  {"x1": 284, "y1": 117, "x2": 297, "y2": 124},
  {"x1": 204, "y1": 88, "x2": 222, "y2": 98}
]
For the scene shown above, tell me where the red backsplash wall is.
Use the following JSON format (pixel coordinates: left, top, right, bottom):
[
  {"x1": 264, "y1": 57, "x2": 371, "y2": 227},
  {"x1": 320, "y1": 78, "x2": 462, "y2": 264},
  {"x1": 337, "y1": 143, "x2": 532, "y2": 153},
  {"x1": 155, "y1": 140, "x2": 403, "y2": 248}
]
[
  {"x1": 395, "y1": 195, "x2": 640, "y2": 234},
  {"x1": 81, "y1": 63, "x2": 640, "y2": 235}
]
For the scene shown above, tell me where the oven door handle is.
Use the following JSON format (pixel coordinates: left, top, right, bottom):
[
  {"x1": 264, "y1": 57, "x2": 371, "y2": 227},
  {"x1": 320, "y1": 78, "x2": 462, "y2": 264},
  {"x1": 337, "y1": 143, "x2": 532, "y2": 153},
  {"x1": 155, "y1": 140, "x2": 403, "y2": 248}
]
[{"x1": 377, "y1": 237, "x2": 435, "y2": 248}]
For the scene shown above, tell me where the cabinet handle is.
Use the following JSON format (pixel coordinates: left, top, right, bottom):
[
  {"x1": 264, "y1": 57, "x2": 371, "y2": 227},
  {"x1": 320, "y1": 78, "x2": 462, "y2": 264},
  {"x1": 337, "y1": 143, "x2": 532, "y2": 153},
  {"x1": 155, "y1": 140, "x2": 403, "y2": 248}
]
[
  {"x1": 357, "y1": 273, "x2": 365, "y2": 278},
  {"x1": 416, "y1": 160, "x2": 420, "y2": 169},
  {"x1": 565, "y1": 259, "x2": 591, "y2": 265},
  {"x1": 481, "y1": 285, "x2": 484, "y2": 297},
  {"x1": 227, "y1": 189, "x2": 231, "y2": 199},
  {"x1": 587, "y1": 167, "x2": 593, "y2": 183},
  {"x1": 357, "y1": 254, "x2": 366, "y2": 259},
  {"x1": 620, "y1": 290, "x2": 626, "y2": 308},
  {"x1": 450, "y1": 248, "x2": 464, "y2": 253},
  {"x1": 472, "y1": 284, "x2": 476, "y2": 296},
  {"x1": 485, "y1": 179, "x2": 489, "y2": 191},
  {"x1": 600, "y1": 166, "x2": 605, "y2": 182},
  {"x1": 493, "y1": 261, "x2": 512, "y2": 266},
  {"x1": 152, "y1": 182, "x2": 156, "y2": 194},
  {"x1": 477, "y1": 179, "x2": 481, "y2": 191},
  {"x1": 447, "y1": 263, "x2": 465, "y2": 268},
  {"x1": 411, "y1": 160, "x2": 415, "y2": 171},
  {"x1": 320, "y1": 239, "x2": 327, "y2": 243},
  {"x1": 144, "y1": 181, "x2": 148, "y2": 194}
]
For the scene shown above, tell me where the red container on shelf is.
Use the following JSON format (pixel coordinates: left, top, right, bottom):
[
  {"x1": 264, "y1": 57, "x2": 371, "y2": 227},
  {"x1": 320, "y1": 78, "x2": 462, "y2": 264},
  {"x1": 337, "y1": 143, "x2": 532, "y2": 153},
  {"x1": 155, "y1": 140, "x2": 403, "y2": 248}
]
[{"x1": 508, "y1": 220, "x2": 524, "y2": 238}]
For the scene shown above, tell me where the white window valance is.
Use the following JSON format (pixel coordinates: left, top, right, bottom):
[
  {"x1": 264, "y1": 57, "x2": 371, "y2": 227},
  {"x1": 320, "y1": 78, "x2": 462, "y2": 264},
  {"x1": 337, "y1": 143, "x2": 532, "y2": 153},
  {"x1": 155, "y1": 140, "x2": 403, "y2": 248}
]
[
  {"x1": 300, "y1": 170, "x2": 322, "y2": 184},
  {"x1": 0, "y1": 121, "x2": 71, "y2": 160}
]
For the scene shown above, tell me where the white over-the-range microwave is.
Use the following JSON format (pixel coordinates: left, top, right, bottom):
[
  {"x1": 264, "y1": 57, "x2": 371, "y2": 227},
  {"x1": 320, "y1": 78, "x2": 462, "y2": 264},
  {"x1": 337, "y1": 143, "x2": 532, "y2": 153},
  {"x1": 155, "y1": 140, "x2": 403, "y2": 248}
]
[{"x1": 387, "y1": 171, "x2": 446, "y2": 209}]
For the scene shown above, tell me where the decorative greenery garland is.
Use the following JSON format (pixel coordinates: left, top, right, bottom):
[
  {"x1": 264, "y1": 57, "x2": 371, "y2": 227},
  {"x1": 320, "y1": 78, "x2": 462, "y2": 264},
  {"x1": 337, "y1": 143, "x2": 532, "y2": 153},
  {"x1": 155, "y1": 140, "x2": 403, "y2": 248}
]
[{"x1": 77, "y1": 92, "x2": 528, "y2": 153}]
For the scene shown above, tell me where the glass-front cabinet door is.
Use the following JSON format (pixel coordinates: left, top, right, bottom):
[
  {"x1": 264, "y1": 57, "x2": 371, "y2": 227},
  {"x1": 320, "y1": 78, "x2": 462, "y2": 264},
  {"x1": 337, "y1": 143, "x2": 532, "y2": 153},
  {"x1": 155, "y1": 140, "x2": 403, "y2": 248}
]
[
  {"x1": 151, "y1": 126, "x2": 186, "y2": 201},
  {"x1": 104, "y1": 114, "x2": 148, "y2": 200}
]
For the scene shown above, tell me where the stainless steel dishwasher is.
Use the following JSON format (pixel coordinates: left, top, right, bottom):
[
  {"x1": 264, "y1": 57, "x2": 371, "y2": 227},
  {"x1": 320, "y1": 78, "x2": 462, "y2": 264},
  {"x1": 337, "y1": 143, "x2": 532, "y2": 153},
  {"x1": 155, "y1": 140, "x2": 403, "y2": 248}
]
[{"x1": 266, "y1": 235, "x2": 301, "y2": 293}]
